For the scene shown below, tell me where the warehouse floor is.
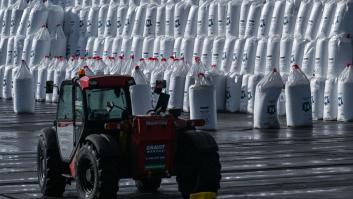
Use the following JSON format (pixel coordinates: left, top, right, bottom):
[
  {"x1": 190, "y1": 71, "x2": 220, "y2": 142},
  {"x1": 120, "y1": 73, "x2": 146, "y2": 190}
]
[{"x1": 0, "y1": 100, "x2": 352, "y2": 199}]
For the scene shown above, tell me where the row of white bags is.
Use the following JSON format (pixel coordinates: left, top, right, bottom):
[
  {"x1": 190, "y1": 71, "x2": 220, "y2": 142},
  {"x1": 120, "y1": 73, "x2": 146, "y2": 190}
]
[{"x1": 63, "y1": 0, "x2": 353, "y2": 40}]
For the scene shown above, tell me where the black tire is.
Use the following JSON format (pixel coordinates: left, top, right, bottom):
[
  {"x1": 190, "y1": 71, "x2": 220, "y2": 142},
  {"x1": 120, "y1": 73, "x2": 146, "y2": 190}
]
[
  {"x1": 175, "y1": 132, "x2": 221, "y2": 199},
  {"x1": 75, "y1": 142, "x2": 119, "y2": 199},
  {"x1": 37, "y1": 128, "x2": 66, "y2": 197},
  {"x1": 135, "y1": 177, "x2": 162, "y2": 192}
]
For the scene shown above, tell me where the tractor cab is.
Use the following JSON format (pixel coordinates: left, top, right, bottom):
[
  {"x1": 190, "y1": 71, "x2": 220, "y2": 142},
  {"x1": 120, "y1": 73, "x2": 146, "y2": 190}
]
[{"x1": 55, "y1": 75, "x2": 135, "y2": 162}]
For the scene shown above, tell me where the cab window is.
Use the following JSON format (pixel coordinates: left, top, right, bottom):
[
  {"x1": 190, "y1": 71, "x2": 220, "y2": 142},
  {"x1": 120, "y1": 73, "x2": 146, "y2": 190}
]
[{"x1": 57, "y1": 84, "x2": 73, "y2": 120}]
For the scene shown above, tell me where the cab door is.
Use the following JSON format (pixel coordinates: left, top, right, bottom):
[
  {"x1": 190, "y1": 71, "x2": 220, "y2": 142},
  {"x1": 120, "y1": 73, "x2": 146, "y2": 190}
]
[{"x1": 56, "y1": 81, "x2": 74, "y2": 162}]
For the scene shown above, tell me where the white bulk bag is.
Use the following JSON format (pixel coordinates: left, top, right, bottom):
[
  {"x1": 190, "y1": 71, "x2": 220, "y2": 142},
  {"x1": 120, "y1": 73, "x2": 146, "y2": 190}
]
[
  {"x1": 52, "y1": 60, "x2": 66, "y2": 103},
  {"x1": 245, "y1": 0, "x2": 264, "y2": 38},
  {"x1": 111, "y1": 36, "x2": 123, "y2": 57},
  {"x1": 282, "y1": 0, "x2": 300, "y2": 36},
  {"x1": 220, "y1": 36, "x2": 236, "y2": 73},
  {"x1": 15, "y1": 3, "x2": 32, "y2": 37},
  {"x1": 2, "y1": 65, "x2": 13, "y2": 99},
  {"x1": 9, "y1": 0, "x2": 27, "y2": 36},
  {"x1": 63, "y1": 7, "x2": 80, "y2": 36},
  {"x1": 208, "y1": 1, "x2": 218, "y2": 37},
  {"x1": 159, "y1": 36, "x2": 174, "y2": 58},
  {"x1": 132, "y1": 4, "x2": 147, "y2": 37},
  {"x1": 174, "y1": 1, "x2": 191, "y2": 37},
  {"x1": 239, "y1": 74, "x2": 250, "y2": 113},
  {"x1": 152, "y1": 36, "x2": 161, "y2": 58},
  {"x1": 47, "y1": 3, "x2": 64, "y2": 34},
  {"x1": 290, "y1": 35, "x2": 308, "y2": 68},
  {"x1": 253, "y1": 69, "x2": 283, "y2": 128},
  {"x1": 21, "y1": 36, "x2": 31, "y2": 64},
  {"x1": 314, "y1": 36, "x2": 329, "y2": 78},
  {"x1": 142, "y1": 36, "x2": 155, "y2": 58},
  {"x1": 26, "y1": 1, "x2": 48, "y2": 36},
  {"x1": 323, "y1": 78, "x2": 338, "y2": 121},
  {"x1": 5, "y1": 36, "x2": 14, "y2": 66},
  {"x1": 66, "y1": 32, "x2": 79, "y2": 57},
  {"x1": 1, "y1": 0, "x2": 9, "y2": 9},
  {"x1": 189, "y1": 75, "x2": 217, "y2": 130},
  {"x1": 197, "y1": 0, "x2": 210, "y2": 36},
  {"x1": 0, "y1": 37, "x2": 9, "y2": 66},
  {"x1": 201, "y1": 36, "x2": 214, "y2": 69},
  {"x1": 192, "y1": 35, "x2": 205, "y2": 58},
  {"x1": 254, "y1": 36, "x2": 268, "y2": 75},
  {"x1": 206, "y1": 65, "x2": 226, "y2": 111},
  {"x1": 13, "y1": 61, "x2": 34, "y2": 113},
  {"x1": 247, "y1": 74, "x2": 263, "y2": 114},
  {"x1": 84, "y1": 36, "x2": 95, "y2": 57},
  {"x1": 331, "y1": 0, "x2": 353, "y2": 36},
  {"x1": 217, "y1": 0, "x2": 227, "y2": 37},
  {"x1": 97, "y1": 5, "x2": 109, "y2": 37},
  {"x1": 337, "y1": 65, "x2": 353, "y2": 121},
  {"x1": 239, "y1": 0, "x2": 252, "y2": 37},
  {"x1": 317, "y1": 0, "x2": 336, "y2": 38},
  {"x1": 184, "y1": 4, "x2": 198, "y2": 37},
  {"x1": 156, "y1": 4, "x2": 166, "y2": 36},
  {"x1": 180, "y1": 37, "x2": 195, "y2": 64},
  {"x1": 327, "y1": 34, "x2": 353, "y2": 79},
  {"x1": 130, "y1": 36, "x2": 144, "y2": 61},
  {"x1": 102, "y1": 37, "x2": 114, "y2": 58},
  {"x1": 110, "y1": 56, "x2": 125, "y2": 74},
  {"x1": 279, "y1": 35, "x2": 293, "y2": 75},
  {"x1": 78, "y1": 8, "x2": 90, "y2": 34},
  {"x1": 29, "y1": 27, "x2": 51, "y2": 66},
  {"x1": 183, "y1": 57, "x2": 206, "y2": 112},
  {"x1": 173, "y1": 36, "x2": 183, "y2": 58},
  {"x1": 277, "y1": 74, "x2": 288, "y2": 116},
  {"x1": 226, "y1": 0, "x2": 241, "y2": 37},
  {"x1": 143, "y1": 4, "x2": 157, "y2": 37},
  {"x1": 301, "y1": 40, "x2": 316, "y2": 77},
  {"x1": 120, "y1": 37, "x2": 133, "y2": 58},
  {"x1": 0, "y1": 66, "x2": 4, "y2": 98},
  {"x1": 225, "y1": 72, "x2": 242, "y2": 112},
  {"x1": 310, "y1": 77, "x2": 325, "y2": 120},
  {"x1": 132, "y1": 65, "x2": 149, "y2": 85},
  {"x1": 257, "y1": 0, "x2": 275, "y2": 37},
  {"x1": 93, "y1": 37, "x2": 105, "y2": 57},
  {"x1": 91, "y1": 57, "x2": 106, "y2": 75},
  {"x1": 86, "y1": 7, "x2": 99, "y2": 37},
  {"x1": 285, "y1": 65, "x2": 312, "y2": 127},
  {"x1": 104, "y1": 4, "x2": 117, "y2": 37},
  {"x1": 165, "y1": 1, "x2": 175, "y2": 37},
  {"x1": 305, "y1": 0, "x2": 323, "y2": 40},
  {"x1": 116, "y1": 4, "x2": 128, "y2": 36},
  {"x1": 294, "y1": 0, "x2": 313, "y2": 36},
  {"x1": 13, "y1": 36, "x2": 24, "y2": 65},
  {"x1": 2, "y1": 8, "x2": 13, "y2": 36},
  {"x1": 83, "y1": 0, "x2": 93, "y2": 7},
  {"x1": 269, "y1": 0, "x2": 285, "y2": 37},
  {"x1": 66, "y1": 56, "x2": 78, "y2": 79},
  {"x1": 168, "y1": 60, "x2": 188, "y2": 109},
  {"x1": 265, "y1": 35, "x2": 281, "y2": 74},
  {"x1": 130, "y1": 84, "x2": 153, "y2": 115},
  {"x1": 211, "y1": 36, "x2": 225, "y2": 70},
  {"x1": 50, "y1": 26, "x2": 67, "y2": 57},
  {"x1": 123, "y1": 3, "x2": 137, "y2": 37},
  {"x1": 240, "y1": 37, "x2": 257, "y2": 75},
  {"x1": 229, "y1": 38, "x2": 246, "y2": 73}
]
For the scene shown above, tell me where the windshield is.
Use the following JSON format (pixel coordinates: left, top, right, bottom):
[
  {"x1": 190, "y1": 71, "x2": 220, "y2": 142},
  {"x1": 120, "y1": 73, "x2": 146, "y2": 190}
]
[{"x1": 86, "y1": 88, "x2": 128, "y2": 120}]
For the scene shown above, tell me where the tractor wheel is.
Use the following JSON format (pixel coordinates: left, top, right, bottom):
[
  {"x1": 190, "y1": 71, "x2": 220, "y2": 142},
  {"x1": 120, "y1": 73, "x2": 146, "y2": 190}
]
[
  {"x1": 37, "y1": 128, "x2": 66, "y2": 197},
  {"x1": 175, "y1": 131, "x2": 221, "y2": 199},
  {"x1": 75, "y1": 142, "x2": 119, "y2": 199},
  {"x1": 135, "y1": 177, "x2": 162, "y2": 192}
]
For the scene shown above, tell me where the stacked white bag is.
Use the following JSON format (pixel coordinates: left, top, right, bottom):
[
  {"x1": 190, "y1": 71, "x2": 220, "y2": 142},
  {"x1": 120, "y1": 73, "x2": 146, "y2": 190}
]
[
  {"x1": 337, "y1": 64, "x2": 353, "y2": 121},
  {"x1": 13, "y1": 61, "x2": 35, "y2": 113},
  {"x1": 285, "y1": 65, "x2": 312, "y2": 127},
  {"x1": 189, "y1": 73, "x2": 217, "y2": 130},
  {"x1": 254, "y1": 69, "x2": 283, "y2": 129}
]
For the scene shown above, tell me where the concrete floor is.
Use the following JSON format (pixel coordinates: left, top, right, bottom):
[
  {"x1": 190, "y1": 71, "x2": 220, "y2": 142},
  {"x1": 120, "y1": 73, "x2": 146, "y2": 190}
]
[{"x1": 0, "y1": 100, "x2": 353, "y2": 199}]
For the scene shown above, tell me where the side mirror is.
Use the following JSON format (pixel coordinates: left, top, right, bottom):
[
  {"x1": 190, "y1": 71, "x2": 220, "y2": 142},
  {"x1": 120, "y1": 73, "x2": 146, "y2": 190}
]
[
  {"x1": 46, "y1": 81, "x2": 54, "y2": 94},
  {"x1": 154, "y1": 93, "x2": 169, "y2": 114}
]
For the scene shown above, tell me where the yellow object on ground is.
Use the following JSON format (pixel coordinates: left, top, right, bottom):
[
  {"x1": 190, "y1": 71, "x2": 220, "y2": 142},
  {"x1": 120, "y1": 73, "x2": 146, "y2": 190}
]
[{"x1": 190, "y1": 192, "x2": 217, "y2": 199}]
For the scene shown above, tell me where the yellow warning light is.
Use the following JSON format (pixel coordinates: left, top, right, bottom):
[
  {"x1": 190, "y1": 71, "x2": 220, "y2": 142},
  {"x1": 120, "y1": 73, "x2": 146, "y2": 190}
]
[
  {"x1": 78, "y1": 68, "x2": 86, "y2": 78},
  {"x1": 190, "y1": 192, "x2": 217, "y2": 199}
]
